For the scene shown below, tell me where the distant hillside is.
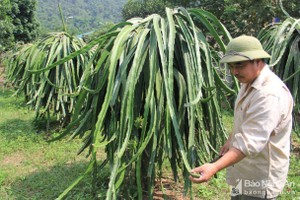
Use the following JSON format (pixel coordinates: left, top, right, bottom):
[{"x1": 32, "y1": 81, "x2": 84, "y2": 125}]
[{"x1": 36, "y1": 0, "x2": 127, "y2": 34}]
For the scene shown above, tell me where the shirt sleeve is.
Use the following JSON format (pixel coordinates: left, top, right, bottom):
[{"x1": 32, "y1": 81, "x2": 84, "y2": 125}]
[{"x1": 231, "y1": 92, "x2": 282, "y2": 158}]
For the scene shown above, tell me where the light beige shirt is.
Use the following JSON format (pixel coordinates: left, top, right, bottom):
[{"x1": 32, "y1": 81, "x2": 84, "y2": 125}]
[{"x1": 226, "y1": 65, "x2": 293, "y2": 198}]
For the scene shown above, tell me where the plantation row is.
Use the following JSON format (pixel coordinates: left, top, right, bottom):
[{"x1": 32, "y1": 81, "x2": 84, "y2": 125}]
[{"x1": 3, "y1": 7, "x2": 300, "y2": 199}]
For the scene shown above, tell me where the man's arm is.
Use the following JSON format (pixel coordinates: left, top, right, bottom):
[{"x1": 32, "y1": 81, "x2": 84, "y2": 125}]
[{"x1": 189, "y1": 147, "x2": 245, "y2": 183}]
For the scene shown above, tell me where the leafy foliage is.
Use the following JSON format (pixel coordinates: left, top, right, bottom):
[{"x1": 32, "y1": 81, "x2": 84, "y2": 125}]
[
  {"x1": 122, "y1": 0, "x2": 172, "y2": 20},
  {"x1": 122, "y1": 0, "x2": 202, "y2": 20},
  {"x1": 122, "y1": 0, "x2": 300, "y2": 37},
  {"x1": 10, "y1": 0, "x2": 39, "y2": 43},
  {"x1": 0, "y1": 0, "x2": 39, "y2": 51},
  {"x1": 200, "y1": 0, "x2": 300, "y2": 37},
  {"x1": 0, "y1": 0, "x2": 15, "y2": 51}
]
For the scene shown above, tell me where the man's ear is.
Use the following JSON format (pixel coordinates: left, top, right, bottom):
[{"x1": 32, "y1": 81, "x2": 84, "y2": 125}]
[{"x1": 255, "y1": 59, "x2": 262, "y2": 66}]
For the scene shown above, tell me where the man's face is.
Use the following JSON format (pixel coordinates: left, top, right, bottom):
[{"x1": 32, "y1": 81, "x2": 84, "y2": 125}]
[{"x1": 228, "y1": 60, "x2": 260, "y2": 84}]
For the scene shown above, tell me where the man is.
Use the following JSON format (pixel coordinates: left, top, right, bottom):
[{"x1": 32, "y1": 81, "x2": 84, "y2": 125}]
[{"x1": 189, "y1": 35, "x2": 293, "y2": 200}]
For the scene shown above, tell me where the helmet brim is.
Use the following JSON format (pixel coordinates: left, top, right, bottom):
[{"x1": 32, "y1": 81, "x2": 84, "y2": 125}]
[{"x1": 220, "y1": 50, "x2": 271, "y2": 63}]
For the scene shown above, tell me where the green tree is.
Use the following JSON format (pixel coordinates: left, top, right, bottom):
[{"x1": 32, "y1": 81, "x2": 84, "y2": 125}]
[
  {"x1": 10, "y1": 0, "x2": 39, "y2": 43},
  {"x1": 122, "y1": 0, "x2": 171, "y2": 20},
  {"x1": 121, "y1": 0, "x2": 226, "y2": 21},
  {"x1": 123, "y1": 0, "x2": 300, "y2": 37},
  {"x1": 284, "y1": 0, "x2": 300, "y2": 18},
  {"x1": 0, "y1": 0, "x2": 14, "y2": 51},
  {"x1": 199, "y1": 0, "x2": 300, "y2": 37},
  {"x1": 0, "y1": 0, "x2": 39, "y2": 51},
  {"x1": 221, "y1": 0, "x2": 275, "y2": 36},
  {"x1": 196, "y1": 0, "x2": 225, "y2": 18}
]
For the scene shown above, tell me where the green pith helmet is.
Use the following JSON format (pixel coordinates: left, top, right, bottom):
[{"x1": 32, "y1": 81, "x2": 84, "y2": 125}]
[{"x1": 220, "y1": 35, "x2": 271, "y2": 63}]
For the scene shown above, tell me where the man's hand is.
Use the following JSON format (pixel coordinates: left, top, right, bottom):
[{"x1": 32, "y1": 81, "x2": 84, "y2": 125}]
[
  {"x1": 189, "y1": 163, "x2": 218, "y2": 183},
  {"x1": 189, "y1": 147, "x2": 245, "y2": 184}
]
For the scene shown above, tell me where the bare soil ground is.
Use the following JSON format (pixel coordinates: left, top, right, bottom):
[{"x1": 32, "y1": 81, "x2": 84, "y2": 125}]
[{"x1": 153, "y1": 177, "x2": 191, "y2": 200}]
